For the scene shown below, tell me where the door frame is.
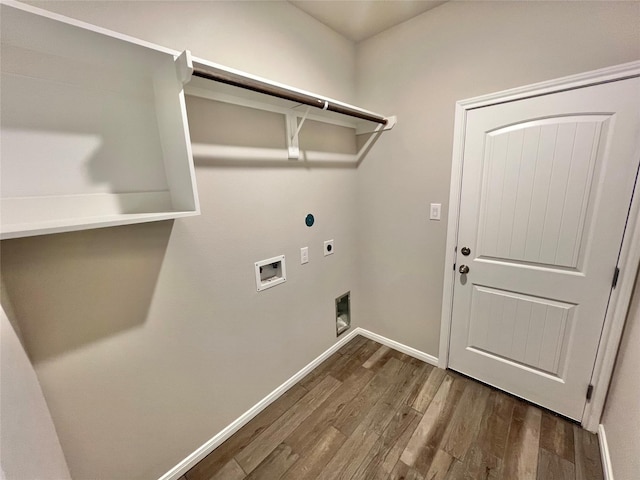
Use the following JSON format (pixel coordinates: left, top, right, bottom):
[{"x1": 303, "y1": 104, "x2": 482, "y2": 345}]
[{"x1": 439, "y1": 60, "x2": 640, "y2": 431}]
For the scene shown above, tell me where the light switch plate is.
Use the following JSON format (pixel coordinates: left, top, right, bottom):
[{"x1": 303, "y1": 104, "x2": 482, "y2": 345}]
[
  {"x1": 430, "y1": 203, "x2": 441, "y2": 220},
  {"x1": 301, "y1": 247, "x2": 309, "y2": 264}
]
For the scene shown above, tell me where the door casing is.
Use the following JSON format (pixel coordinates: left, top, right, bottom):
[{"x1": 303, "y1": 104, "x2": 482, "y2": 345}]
[{"x1": 439, "y1": 60, "x2": 640, "y2": 432}]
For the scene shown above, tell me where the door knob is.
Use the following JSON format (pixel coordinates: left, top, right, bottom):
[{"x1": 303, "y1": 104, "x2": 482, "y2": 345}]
[{"x1": 459, "y1": 264, "x2": 470, "y2": 274}]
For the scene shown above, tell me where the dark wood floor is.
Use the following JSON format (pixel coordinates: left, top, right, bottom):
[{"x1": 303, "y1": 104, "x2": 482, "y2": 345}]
[{"x1": 182, "y1": 335, "x2": 603, "y2": 480}]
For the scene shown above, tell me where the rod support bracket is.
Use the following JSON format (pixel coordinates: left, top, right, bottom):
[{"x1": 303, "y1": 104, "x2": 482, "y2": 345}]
[{"x1": 384, "y1": 115, "x2": 398, "y2": 130}]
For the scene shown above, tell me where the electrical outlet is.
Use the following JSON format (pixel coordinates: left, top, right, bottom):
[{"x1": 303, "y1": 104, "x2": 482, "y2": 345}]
[
  {"x1": 324, "y1": 239, "x2": 334, "y2": 256},
  {"x1": 430, "y1": 203, "x2": 441, "y2": 220},
  {"x1": 301, "y1": 247, "x2": 309, "y2": 264}
]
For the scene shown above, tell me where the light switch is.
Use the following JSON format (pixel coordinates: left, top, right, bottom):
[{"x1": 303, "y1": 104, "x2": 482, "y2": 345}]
[
  {"x1": 301, "y1": 247, "x2": 309, "y2": 264},
  {"x1": 430, "y1": 203, "x2": 441, "y2": 221}
]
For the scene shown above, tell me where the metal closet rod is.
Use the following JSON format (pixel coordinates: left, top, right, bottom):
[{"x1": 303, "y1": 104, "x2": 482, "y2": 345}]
[{"x1": 192, "y1": 61, "x2": 388, "y2": 125}]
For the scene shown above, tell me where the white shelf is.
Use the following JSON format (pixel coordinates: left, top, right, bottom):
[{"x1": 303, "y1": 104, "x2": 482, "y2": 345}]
[
  {"x1": 184, "y1": 56, "x2": 396, "y2": 163},
  {"x1": 185, "y1": 55, "x2": 397, "y2": 134},
  {"x1": 0, "y1": 1, "x2": 199, "y2": 239},
  {"x1": 0, "y1": 0, "x2": 395, "y2": 239}
]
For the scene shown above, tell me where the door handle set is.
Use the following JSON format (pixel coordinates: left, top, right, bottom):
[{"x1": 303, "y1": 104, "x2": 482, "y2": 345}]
[{"x1": 458, "y1": 246, "x2": 471, "y2": 274}]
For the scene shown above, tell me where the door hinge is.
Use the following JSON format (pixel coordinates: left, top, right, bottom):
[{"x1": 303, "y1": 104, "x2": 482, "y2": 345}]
[
  {"x1": 586, "y1": 384, "x2": 594, "y2": 401},
  {"x1": 612, "y1": 267, "x2": 620, "y2": 288}
]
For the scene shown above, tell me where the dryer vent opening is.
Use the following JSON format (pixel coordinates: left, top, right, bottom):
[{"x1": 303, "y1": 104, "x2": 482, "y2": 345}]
[{"x1": 336, "y1": 292, "x2": 350, "y2": 337}]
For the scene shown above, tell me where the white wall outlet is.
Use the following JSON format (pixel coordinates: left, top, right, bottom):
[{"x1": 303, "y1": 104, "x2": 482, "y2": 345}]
[
  {"x1": 300, "y1": 247, "x2": 309, "y2": 264},
  {"x1": 430, "y1": 203, "x2": 441, "y2": 220},
  {"x1": 324, "y1": 239, "x2": 334, "y2": 256}
]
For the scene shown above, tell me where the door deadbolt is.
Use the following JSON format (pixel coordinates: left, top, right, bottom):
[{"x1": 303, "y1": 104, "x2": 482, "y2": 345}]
[
  {"x1": 461, "y1": 247, "x2": 471, "y2": 256},
  {"x1": 459, "y1": 264, "x2": 470, "y2": 274}
]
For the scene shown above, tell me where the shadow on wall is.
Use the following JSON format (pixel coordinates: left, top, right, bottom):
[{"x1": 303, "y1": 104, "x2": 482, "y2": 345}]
[
  {"x1": 0, "y1": 220, "x2": 173, "y2": 364},
  {"x1": 186, "y1": 95, "x2": 373, "y2": 169},
  {"x1": 2, "y1": 60, "x2": 171, "y2": 207}
]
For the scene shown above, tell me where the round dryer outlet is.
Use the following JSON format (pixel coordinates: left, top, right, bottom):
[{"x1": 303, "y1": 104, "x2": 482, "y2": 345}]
[{"x1": 324, "y1": 239, "x2": 334, "y2": 256}]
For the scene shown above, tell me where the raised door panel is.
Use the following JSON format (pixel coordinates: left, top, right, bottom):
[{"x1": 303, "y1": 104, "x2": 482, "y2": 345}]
[
  {"x1": 478, "y1": 116, "x2": 608, "y2": 270},
  {"x1": 467, "y1": 285, "x2": 574, "y2": 377}
]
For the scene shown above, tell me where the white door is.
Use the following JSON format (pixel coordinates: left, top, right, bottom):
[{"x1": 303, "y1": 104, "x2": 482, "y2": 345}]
[{"x1": 449, "y1": 76, "x2": 640, "y2": 421}]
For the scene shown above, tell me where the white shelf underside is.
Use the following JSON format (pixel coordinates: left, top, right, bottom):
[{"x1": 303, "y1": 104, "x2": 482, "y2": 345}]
[{"x1": 1, "y1": 192, "x2": 197, "y2": 239}]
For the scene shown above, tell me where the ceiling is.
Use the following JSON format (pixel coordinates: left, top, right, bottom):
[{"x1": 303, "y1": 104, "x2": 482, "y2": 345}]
[{"x1": 289, "y1": 0, "x2": 447, "y2": 43}]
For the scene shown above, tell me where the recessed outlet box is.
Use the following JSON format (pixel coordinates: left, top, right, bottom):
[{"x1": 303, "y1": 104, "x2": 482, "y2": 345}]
[
  {"x1": 255, "y1": 255, "x2": 286, "y2": 292},
  {"x1": 324, "y1": 239, "x2": 334, "y2": 256},
  {"x1": 336, "y1": 292, "x2": 351, "y2": 337}
]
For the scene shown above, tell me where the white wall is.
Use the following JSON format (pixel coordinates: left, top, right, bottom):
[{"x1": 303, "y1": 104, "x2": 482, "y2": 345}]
[
  {"x1": 355, "y1": 0, "x2": 640, "y2": 356},
  {"x1": 602, "y1": 275, "x2": 640, "y2": 480},
  {"x1": 4, "y1": 2, "x2": 640, "y2": 479},
  {"x1": 1, "y1": 2, "x2": 358, "y2": 479},
  {"x1": 0, "y1": 307, "x2": 71, "y2": 480}
]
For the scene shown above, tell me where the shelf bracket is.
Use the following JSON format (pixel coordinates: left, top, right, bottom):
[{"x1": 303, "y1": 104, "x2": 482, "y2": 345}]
[
  {"x1": 286, "y1": 106, "x2": 311, "y2": 160},
  {"x1": 286, "y1": 113, "x2": 299, "y2": 159}
]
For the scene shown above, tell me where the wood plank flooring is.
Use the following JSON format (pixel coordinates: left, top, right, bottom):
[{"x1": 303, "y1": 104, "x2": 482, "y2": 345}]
[{"x1": 184, "y1": 335, "x2": 603, "y2": 480}]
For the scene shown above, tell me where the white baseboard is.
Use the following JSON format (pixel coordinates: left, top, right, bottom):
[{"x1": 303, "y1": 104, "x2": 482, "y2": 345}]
[
  {"x1": 598, "y1": 424, "x2": 614, "y2": 480},
  {"x1": 157, "y1": 328, "x2": 361, "y2": 480},
  {"x1": 357, "y1": 328, "x2": 439, "y2": 367},
  {"x1": 158, "y1": 327, "x2": 439, "y2": 480}
]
